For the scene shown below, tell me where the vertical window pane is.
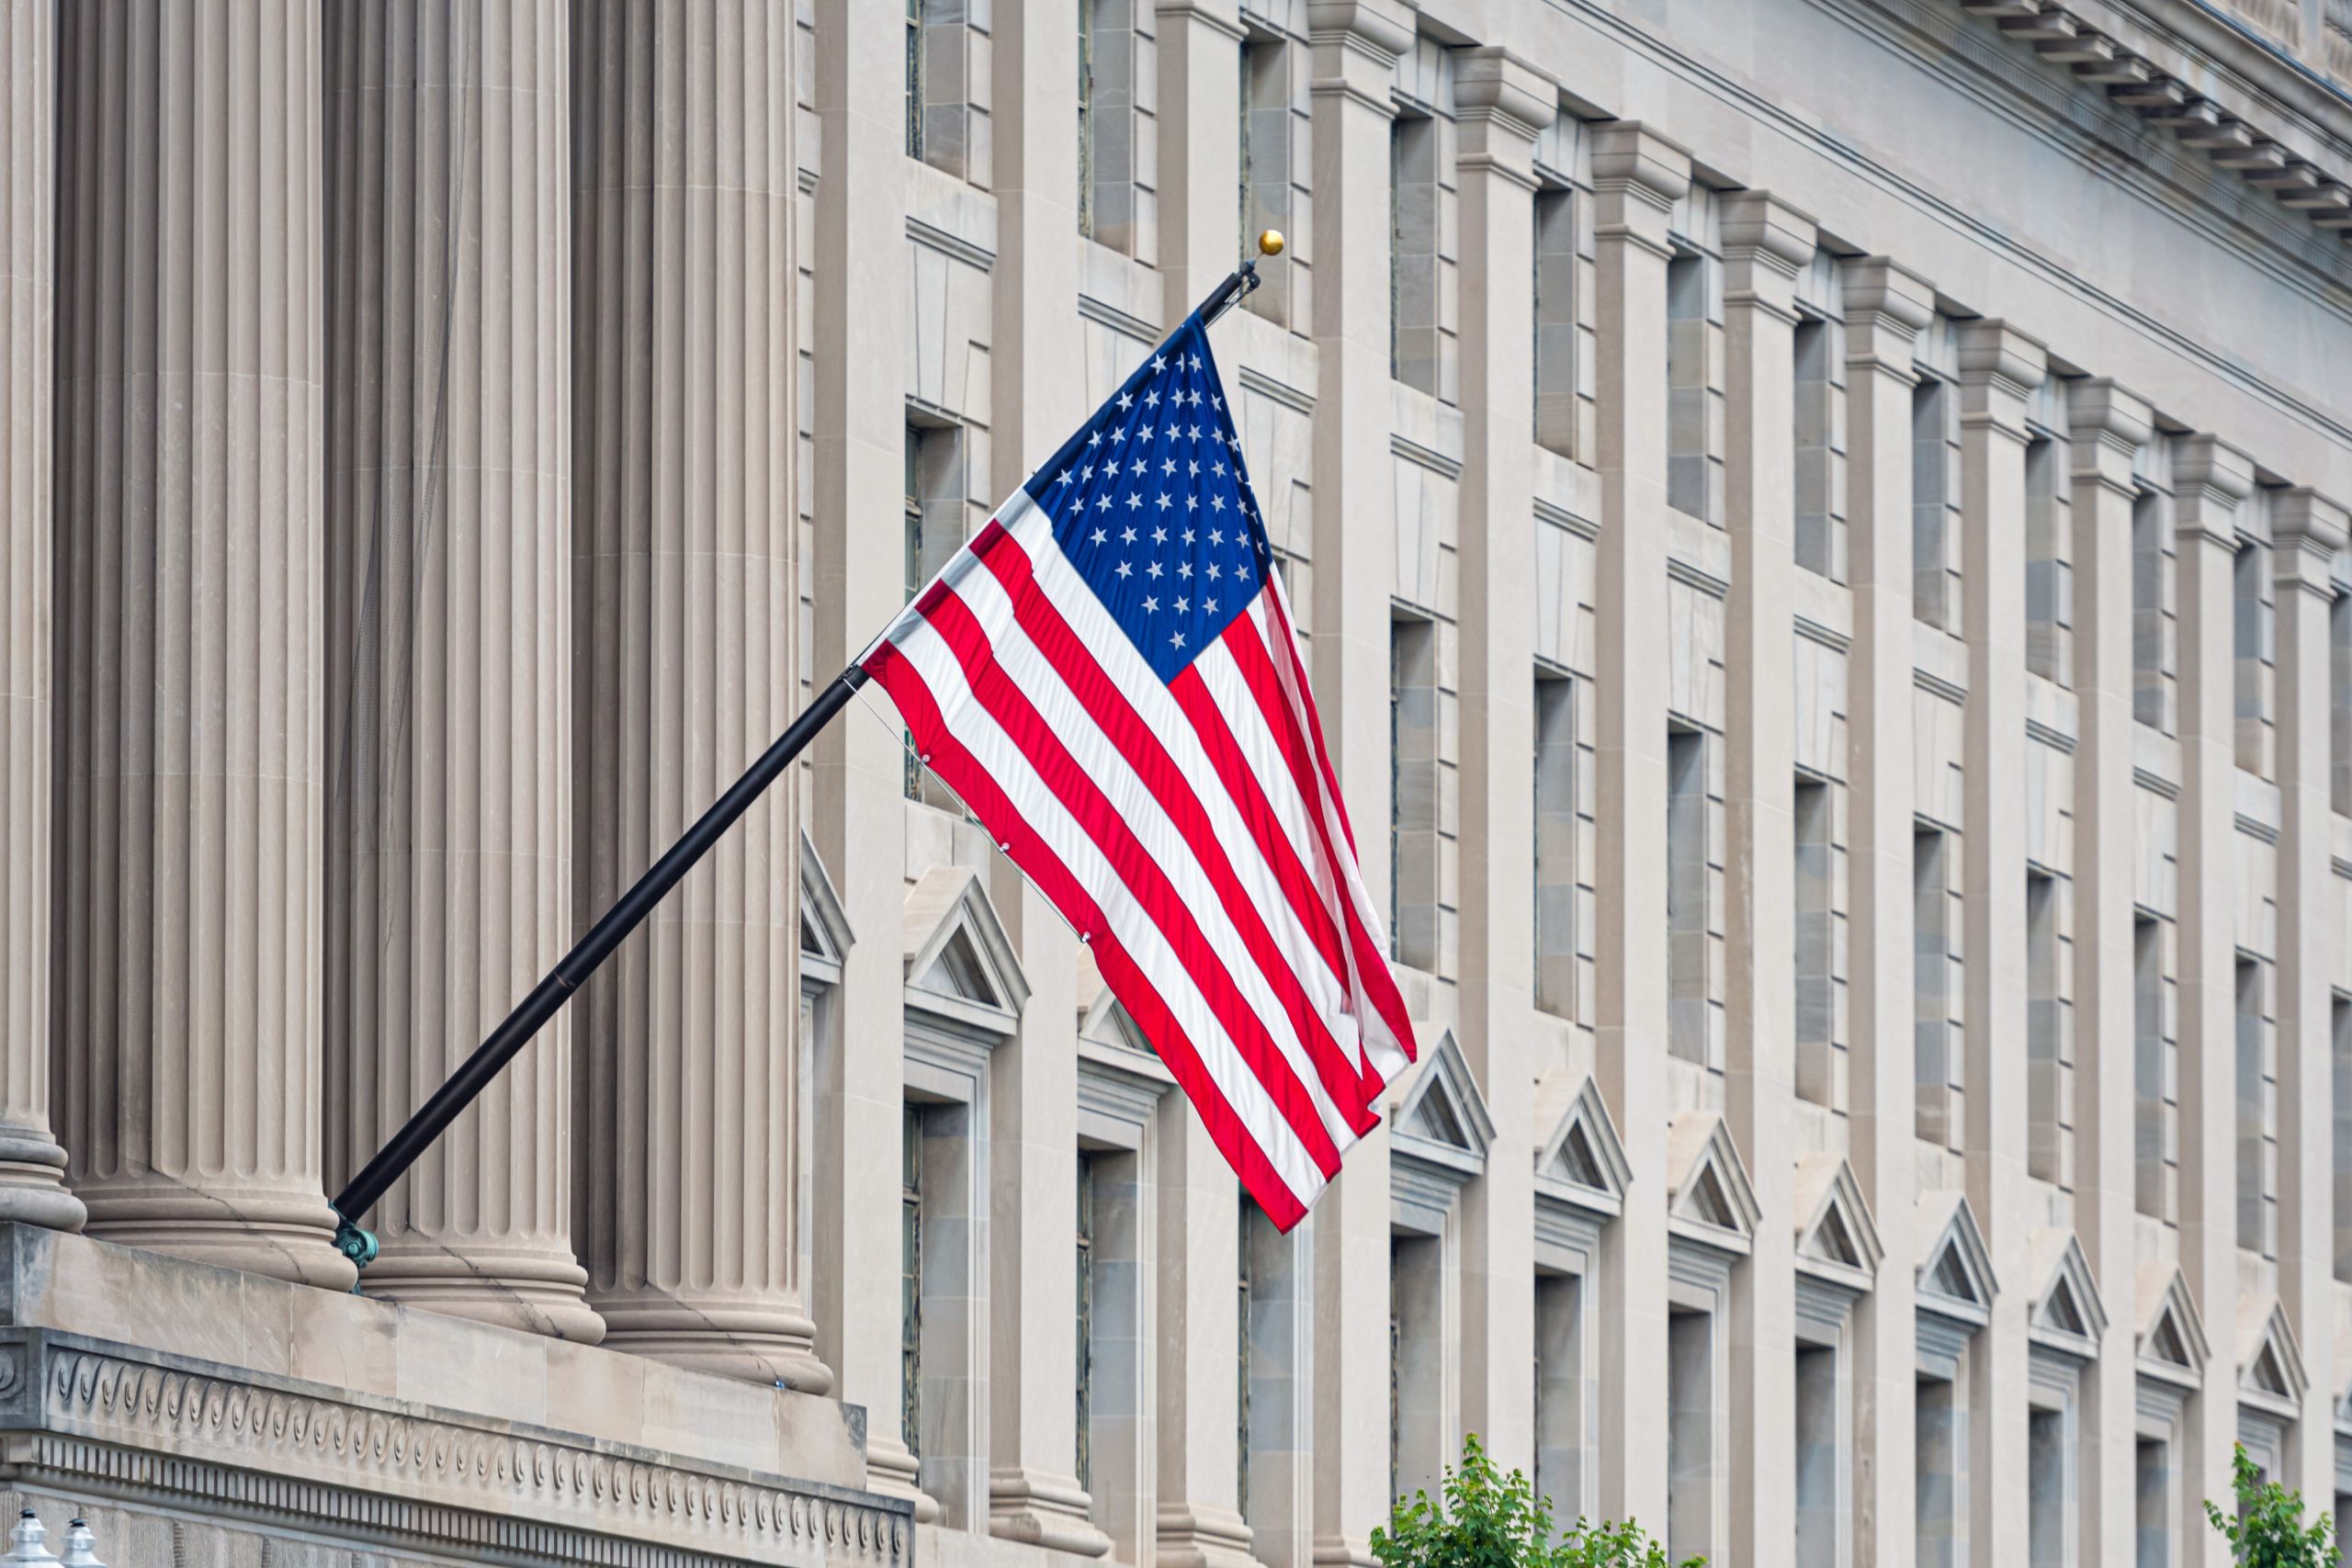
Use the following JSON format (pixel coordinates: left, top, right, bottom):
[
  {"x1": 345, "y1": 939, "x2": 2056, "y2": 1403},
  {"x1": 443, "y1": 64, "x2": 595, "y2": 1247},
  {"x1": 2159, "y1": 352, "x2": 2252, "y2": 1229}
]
[
  {"x1": 2238, "y1": 957, "x2": 2274, "y2": 1257},
  {"x1": 902, "y1": 1106, "x2": 922, "y2": 1456},
  {"x1": 1794, "y1": 778, "x2": 1835, "y2": 1105},
  {"x1": 1667, "y1": 728, "x2": 1708, "y2": 1064},
  {"x1": 2133, "y1": 486, "x2": 2169, "y2": 731},
  {"x1": 1915, "y1": 828, "x2": 1953, "y2": 1145},
  {"x1": 2134, "y1": 917, "x2": 2173, "y2": 1221},
  {"x1": 1666, "y1": 247, "x2": 1712, "y2": 521},
  {"x1": 1913, "y1": 378, "x2": 1951, "y2": 628},
  {"x1": 2027, "y1": 871, "x2": 2068, "y2": 1187},
  {"x1": 1534, "y1": 676, "x2": 1576, "y2": 1018},
  {"x1": 905, "y1": 0, "x2": 925, "y2": 160},
  {"x1": 1076, "y1": 1153, "x2": 1095, "y2": 1495}
]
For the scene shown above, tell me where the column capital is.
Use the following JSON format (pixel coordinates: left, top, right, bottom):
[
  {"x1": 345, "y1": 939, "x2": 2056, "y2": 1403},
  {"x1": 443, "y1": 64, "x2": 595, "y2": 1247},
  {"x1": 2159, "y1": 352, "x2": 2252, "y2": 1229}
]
[
  {"x1": 2065, "y1": 378, "x2": 2152, "y2": 494},
  {"x1": 1155, "y1": 0, "x2": 1247, "y2": 41},
  {"x1": 2271, "y1": 489, "x2": 2348, "y2": 594},
  {"x1": 1719, "y1": 190, "x2": 1815, "y2": 317},
  {"x1": 1955, "y1": 319, "x2": 2047, "y2": 434},
  {"x1": 1308, "y1": 0, "x2": 1412, "y2": 107},
  {"x1": 1453, "y1": 48, "x2": 1555, "y2": 187},
  {"x1": 1840, "y1": 256, "x2": 1935, "y2": 375},
  {"x1": 1589, "y1": 120, "x2": 1690, "y2": 253},
  {"x1": 2172, "y1": 434, "x2": 2256, "y2": 547}
]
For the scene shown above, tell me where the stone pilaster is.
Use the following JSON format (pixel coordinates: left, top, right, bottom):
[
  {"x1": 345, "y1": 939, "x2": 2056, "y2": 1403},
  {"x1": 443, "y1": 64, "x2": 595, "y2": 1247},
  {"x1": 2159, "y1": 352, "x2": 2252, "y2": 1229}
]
[
  {"x1": 1587, "y1": 118, "x2": 1688, "y2": 1534},
  {"x1": 809, "y1": 0, "x2": 923, "y2": 1515},
  {"x1": 322, "y1": 0, "x2": 597, "y2": 1342},
  {"x1": 2171, "y1": 433, "x2": 2256, "y2": 1526},
  {"x1": 1839, "y1": 255, "x2": 1934, "y2": 1567},
  {"x1": 569, "y1": 0, "x2": 820, "y2": 1389},
  {"x1": 1157, "y1": 0, "x2": 1246, "y2": 322},
  {"x1": 1304, "y1": 5, "x2": 1408, "y2": 1562},
  {"x1": 2064, "y1": 378, "x2": 2155, "y2": 1568},
  {"x1": 1156, "y1": 1103, "x2": 1251, "y2": 1568},
  {"x1": 1451, "y1": 44, "x2": 1554, "y2": 1475},
  {"x1": 1719, "y1": 189, "x2": 1815, "y2": 1568},
  {"x1": 2270, "y1": 488, "x2": 2346, "y2": 1509},
  {"x1": 52, "y1": 0, "x2": 350, "y2": 1289},
  {"x1": 0, "y1": 0, "x2": 79, "y2": 1234},
  {"x1": 1955, "y1": 320, "x2": 2045, "y2": 1568}
]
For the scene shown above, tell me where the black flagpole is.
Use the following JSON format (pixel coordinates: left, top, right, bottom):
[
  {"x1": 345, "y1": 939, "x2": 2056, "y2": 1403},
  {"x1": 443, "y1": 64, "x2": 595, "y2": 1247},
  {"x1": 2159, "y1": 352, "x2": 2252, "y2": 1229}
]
[{"x1": 328, "y1": 233, "x2": 1283, "y2": 1275}]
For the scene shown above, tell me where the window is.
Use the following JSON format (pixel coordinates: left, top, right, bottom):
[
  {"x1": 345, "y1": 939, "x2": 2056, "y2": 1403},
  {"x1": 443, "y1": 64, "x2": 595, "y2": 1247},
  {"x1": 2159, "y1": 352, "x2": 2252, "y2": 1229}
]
[
  {"x1": 2238, "y1": 956, "x2": 2275, "y2": 1257},
  {"x1": 1535, "y1": 187, "x2": 1577, "y2": 456},
  {"x1": 901, "y1": 1105, "x2": 923, "y2": 1457},
  {"x1": 2138, "y1": 1438, "x2": 2171, "y2": 1568},
  {"x1": 1077, "y1": 3, "x2": 1095, "y2": 240},
  {"x1": 2030, "y1": 1406, "x2": 2069, "y2": 1568},
  {"x1": 1667, "y1": 728, "x2": 1709, "y2": 1064},
  {"x1": 2332, "y1": 589, "x2": 2351, "y2": 815},
  {"x1": 1915, "y1": 828, "x2": 1957, "y2": 1146},
  {"x1": 2133, "y1": 485, "x2": 2170, "y2": 731},
  {"x1": 1238, "y1": 1195, "x2": 1253, "y2": 1521},
  {"x1": 1390, "y1": 116, "x2": 1440, "y2": 393},
  {"x1": 905, "y1": 0, "x2": 926, "y2": 160},
  {"x1": 2027, "y1": 433, "x2": 2071, "y2": 685},
  {"x1": 1534, "y1": 675, "x2": 1576, "y2": 1018},
  {"x1": 1534, "y1": 1273, "x2": 1585, "y2": 1529},
  {"x1": 2135, "y1": 916, "x2": 2175, "y2": 1220},
  {"x1": 2235, "y1": 537, "x2": 2272, "y2": 775},
  {"x1": 1793, "y1": 1346, "x2": 1838, "y2": 1568},
  {"x1": 1390, "y1": 1235, "x2": 1444, "y2": 1503},
  {"x1": 2334, "y1": 998, "x2": 2352, "y2": 1282},
  {"x1": 1794, "y1": 777, "x2": 1836, "y2": 1105},
  {"x1": 1917, "y1": 1376, "x2": 1965, "y2": 1568},
  {"x1": 1076, "y1": 1152, "x2": 1096, "y2": 1495},
  {"x1": 1240, "y1": 35, "x2": 1290, "y2": 325},
  {"x1": 1667, "y1": 1308, "x2": 1715, "y2": 1565},
  {"x1": 1389, "y1": 615, "x2": 1438, "y2": 972},
  {"x1": 1913, "y1": 378, "x2": 1954, "y2": 628},
  {"x1": 1793, "y1": 312, "x2": 1836, "y2": 579},
  {"x1": 1666, "y1": 246, "x2": 1713, "y2": 522},
  {"x1": 2027, "y1": 871, "x2": 2070, "y2": 1188}
]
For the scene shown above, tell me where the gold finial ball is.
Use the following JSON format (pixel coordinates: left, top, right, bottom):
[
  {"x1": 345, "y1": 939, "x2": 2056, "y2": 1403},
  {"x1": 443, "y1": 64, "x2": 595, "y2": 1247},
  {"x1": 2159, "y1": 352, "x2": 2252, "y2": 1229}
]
[{"x1": 1258, "y1": 229, "x2": 1285, "y2": 257}]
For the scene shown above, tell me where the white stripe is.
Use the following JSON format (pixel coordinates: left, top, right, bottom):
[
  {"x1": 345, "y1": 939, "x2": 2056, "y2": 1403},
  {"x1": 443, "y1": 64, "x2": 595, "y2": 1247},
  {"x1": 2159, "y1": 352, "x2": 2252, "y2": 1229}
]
[
  {"x1": 886, "y1": 611, "x2": 1336, "y2": 1209},
  {"x1": 949, "y1": 547, "x2": 1363, "y2": 1146}
]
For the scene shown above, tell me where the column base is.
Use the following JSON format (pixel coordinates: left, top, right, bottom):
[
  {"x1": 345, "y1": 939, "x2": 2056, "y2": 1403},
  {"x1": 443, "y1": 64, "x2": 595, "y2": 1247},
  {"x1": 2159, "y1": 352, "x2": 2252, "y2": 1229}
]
[
  {"x1": 79, "y1": 1184, "x2": 354, "y2": 1291},
  {"x1": 592, "y1": 1290, "x2": 835, "y2": 1393},
  {"x1": 989, "y1": 1466, "x2": 1114, "y2": 1557},
  {"x1": 1311, "y1": 1533, "x2": 1377, "y2": 1568},
  {"x1": 1157, "y1": 1500, "x2": 1260, "y2": 1568},
  {"x1": 365, "y1": 1244, "x2": 606, "y2": 1343},
  {"x1": 0, "y1": 1131, "x2": 85, "y2": 1234},
  {"x1": 865, "y1": 1435, "x2": 941, "y2": 1523}
]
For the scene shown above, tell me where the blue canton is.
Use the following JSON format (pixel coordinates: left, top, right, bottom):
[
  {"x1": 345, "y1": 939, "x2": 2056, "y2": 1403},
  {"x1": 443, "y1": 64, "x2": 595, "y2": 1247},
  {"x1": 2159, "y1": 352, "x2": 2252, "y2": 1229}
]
[{"x1": 1028, "y1": 313, "x2": 1275, "y2": 683}]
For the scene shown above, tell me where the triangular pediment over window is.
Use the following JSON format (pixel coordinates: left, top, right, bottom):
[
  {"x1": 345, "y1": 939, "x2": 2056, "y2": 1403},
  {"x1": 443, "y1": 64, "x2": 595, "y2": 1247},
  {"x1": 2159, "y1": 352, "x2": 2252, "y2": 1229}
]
[
  {"x1": 2027, "y1": 1228, "x2": 2108, "y2": 1361},
  {"x1": 1914, "y1": 1192, "x2": 1995, "y2": 1329},
  {"x1": 1792, "y1": 1154, "x2": 1883, "y2": 1291},
  {"x1": 798, "y1": 829, "x2": 855, "y2": 990},
  {"x1": 2133, "y1": 1263, "x2": 2210, "y2": 1390},
  {"x1": 1075, "y1": 946, "x2": 1154, "y2": 1058},
  {"x1": 2238, "y1": 1297, "x2": 2309, "y2": 1417},
  {"x1": 1665, "y1": 1112, "x2": 1760, "y2": 1257},
  {"x1": 1532, "y1": 1070, "x2": 1630, "y2": 1221},
  {"x1": 1388, "y1": 1026, "x2": 1495, "y2": 1174},
  {"x1": 902, "y1": 866, "x2": 1029, "y2": 1036}
]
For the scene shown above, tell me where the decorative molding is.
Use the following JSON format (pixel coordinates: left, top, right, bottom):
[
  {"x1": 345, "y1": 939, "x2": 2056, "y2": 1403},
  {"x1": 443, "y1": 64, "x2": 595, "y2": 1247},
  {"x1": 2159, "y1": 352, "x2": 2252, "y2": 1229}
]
[
  {"x1": 1533, "y1": 497, "x2": 1600, "y2": 539},
  {"x1": 2238, "y1": 1295, "x2": 2311, "y2": 1416},
  {"x1": 1389, "y1": 434, "x2": 1464, "y2": 480},
  {"x1": 1077, "y1": 294, "x2": 1163, "y2": 352},
  {"x1": 1235, "y1": 365, "x2": 1316, "y2": 417},
  {"x1": 6, "y1": 1335, "x2": 908, "y2": 1568},
  {"x1": 799, "y1": 829, "x2": 855, "y2": 993},
  {"x1": 1667, "y1": 555, "x2": 1732, "y2": 601},
  {"x1": 1389, "y1": 1028, "x2": 1495, "y2": 1235},
  {"x1": 902, "y1": 867, "x2": 1029, "y2": 1041},
  {"x1": 2134, "y1": 1262, "x2": 2211, "y2": 1391},
  {"x1": 2027, "y1": 1228, "x2": 2108, "y2": 1360},
  {"x1": 1663, "y1": 1113, "x2": 1761, "y2": 1258},
  {"x1": 1795, "y1": 615, "x2": 1852, "y2": 653},
  {"x1": 905, "y1": 216, "x2": 994, "y2": 273},
  {"x1": 1915, "y1": 1190, "x2": 1996, "y2": 1339},
  {"x1": 1531, "y1": 1071, "x2": 1631, "y2": 1222},
  {"x1": 1792, "y1": 1154, "x2": 1884, "y2": 1294}
]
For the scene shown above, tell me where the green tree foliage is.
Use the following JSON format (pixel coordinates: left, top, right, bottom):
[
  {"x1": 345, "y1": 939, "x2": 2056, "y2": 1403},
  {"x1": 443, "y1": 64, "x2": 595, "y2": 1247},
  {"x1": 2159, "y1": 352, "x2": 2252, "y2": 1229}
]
[
  {"x1": 1368, "y1": 1435, "x2": 1702, "y2": 1568},
  {"x1": 2207, "y1": 1443, "x2": 2341, "y2": 1568}
]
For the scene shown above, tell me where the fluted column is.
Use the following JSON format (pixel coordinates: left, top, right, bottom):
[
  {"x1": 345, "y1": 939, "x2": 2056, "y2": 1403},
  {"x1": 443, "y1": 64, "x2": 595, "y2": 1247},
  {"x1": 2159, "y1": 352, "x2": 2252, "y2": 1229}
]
[
  {"x1": 322, "y1": 0, "x2": 597, "y2": 1341},
  {"x1": 1956, "y1": 320, "x2": 2044, "y2": 1568},
  {"x1": 2270, "y1": 489, "x2": 2345, "y2": 1510},
  {"x1": 1452, "y1": 43, "x2": 1553, "y2": 1474},
  {"x1": 52, "y1": 0, "x2": 350, "y2": 1289},
  {"x1": 1720, "y1": 189, "x2": 1814, "y2": 1568},
  {"x1": 0, "y1": 0, "x2": 80, "y2": 1234},
  {"x1": 2171, "y1": 434, "x2": 2255, "y2": 1529},
  {"x1": 570, "y1": 0, "x2": 820, "y2": 1388},
  {"x1": 1840, "y1": 256, "x2": 1934, "y2": 1566},
  {"x1": 2066, "y1": 378, "x2": 2154, "y2": 1568},
  {"x1": 1306, "y1": 6, "x2": 1408, "y2": 1562},
  {"x1": 1589, "y1": 118, "x2": 1688, "y2": 1533}
]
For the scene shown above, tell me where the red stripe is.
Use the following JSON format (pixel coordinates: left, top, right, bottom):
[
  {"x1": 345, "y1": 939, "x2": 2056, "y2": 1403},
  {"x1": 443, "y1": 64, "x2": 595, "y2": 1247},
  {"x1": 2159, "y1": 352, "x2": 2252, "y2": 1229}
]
[
  {"x1": 970, "y1": 543, "x2": 1376, "y2": 1132},
  {"x1": 914, "y1": 587, "x2": 1351, "y2": 1173},
  {"x1": 1218, "y1": 611, "x2": 1417, "y2": 1072},
  {"x1": 865, "y1": 641, "x2": 1312, "y2": 1231},
  {"x1": 1261, "y1": 584, "x2": 1359, "y2": 857}
]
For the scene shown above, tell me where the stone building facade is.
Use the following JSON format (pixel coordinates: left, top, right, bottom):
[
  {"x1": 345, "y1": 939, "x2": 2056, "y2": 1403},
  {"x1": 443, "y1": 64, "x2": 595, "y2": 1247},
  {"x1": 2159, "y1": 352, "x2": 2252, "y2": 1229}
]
[{"x1": 0, "y1": 0, "x2": 2350, "y2": 1564}]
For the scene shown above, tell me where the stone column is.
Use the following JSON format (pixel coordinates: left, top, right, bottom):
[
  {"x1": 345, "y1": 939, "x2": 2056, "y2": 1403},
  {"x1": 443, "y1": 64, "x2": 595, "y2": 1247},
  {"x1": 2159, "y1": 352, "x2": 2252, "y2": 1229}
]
[
  {"x1": 1839, "y1": 256, "x2": 1934, "y2": 1565},
  {"x1": 1955, "y1": 320, "x2": 2045, "y2": 1568},
  {"x1": 1304, "y1": 5, "x2": 1407, "y2": 1562},
  {"x1": 2170, "y1": 434, "x2": 2255, "y2": 1523},
  {"x1": 2065, "y1": 378, "x2": 2155, "y2": 1568},
  {"x1": 982, "y1": 0, "x2": 1103, "y2": 1551},
  {"x1": 322, "y1": 0, "x2": 597, "y2": 1341},
  {"x1": 2270, "y1": 489, "x2": 2345, "y2": 1508},
  {"x1": 809, "y1": 0, "x2": 921, "y2": 1510},
  {"x1": 1151, "y1": 13, "x2": 1250, "y2": 1564},
  {"x1": 52, "y1": 0, "x2": 350, "y2": 1289},
  {"x1": 1588, "y1": 118, "x2": 1688, "y2": 1532},
  {"x1": 569, "y1": 0, "x2": 820, "y2": 1389},
  {"x1": 0, "y1": 0, "x2": 79, "y2": 1234},
  {"x1": 1451, "y1": 45, "x2": 1553, "y2": 1473},
  {"x1": 1719, "y1": 189, "x2": 1815, "y2": 1568}
]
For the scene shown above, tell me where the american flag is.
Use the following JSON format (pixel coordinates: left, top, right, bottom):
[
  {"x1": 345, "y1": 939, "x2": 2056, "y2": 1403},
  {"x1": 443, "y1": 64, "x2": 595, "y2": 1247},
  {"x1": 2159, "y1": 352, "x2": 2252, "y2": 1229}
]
[{"x1": 860, "y1": 311, "x2": 1415, "y2": 1229}]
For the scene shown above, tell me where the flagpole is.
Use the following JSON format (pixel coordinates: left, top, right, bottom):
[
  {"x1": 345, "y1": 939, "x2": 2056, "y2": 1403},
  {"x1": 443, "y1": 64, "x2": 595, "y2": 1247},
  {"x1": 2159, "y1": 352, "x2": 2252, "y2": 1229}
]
[{"x1": 327, "y1": 231, "x2": 1292, "y2": 1277}]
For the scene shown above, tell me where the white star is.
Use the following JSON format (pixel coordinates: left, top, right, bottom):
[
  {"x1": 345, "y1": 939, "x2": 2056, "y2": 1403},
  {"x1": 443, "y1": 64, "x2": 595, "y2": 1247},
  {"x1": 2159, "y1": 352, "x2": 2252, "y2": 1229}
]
[
  {"x1": 1182, "y1": 528, "x2": 1196, "y2": 546},
  {"x1": 1187, "y1": 459, "x2": 1200, "y2": 477},
  {"x1": 1187, "y1": 425, "x2": 1202, "y2": 441},
  {"x1": 1162, "y1": 457, "x2": 1178, "y2": 477},
  {"x1": 1237, "y1": 561, "x2": 1252, "y2": 580},
  {"x1": 1097, "y1": 493, "x2": 1113, "y2": 512},
  {"x1": 1087, "y1": 431, "x2": 1102, "y2": 447},
  {"x1": 1152, "y1": 525, "x2": 1168, "y2": 544},
  {"x1": 1211, "y1": 392, "x2": 1223, "y2": 410},
  {"x1": 1171, "y1": 631, "x2": 1186, "y2": 649},
  {"x1": 1057, "y1": 469, "x2": 1075, "y2": 487},
  {"x1": 1143, "y1": 594, "x2": 1160, "y2": 613},
  {"x1": 1204, "y1": 597, "x2": 1217, "y2": 614},
  {"x1": 1138, "y1": 426, "x2": 1154, "y2": 443},
  {"x1": 1148, "y1": 559, "x2": 1164, "y2": 580},
  {"x1": 1209, "y1": 528, "x2": 1225, "y2": 546},
  {"x1": 1130, "y1": 457, "x2": 1149, "y2": 477},
  {"x1": 1117, "y1": 391, "x2": 1134, "y2": 412},
  {"x1": 1156, "y1": 492, "x2": 1173, "y2": 511},
  {"x1": 1176, "y1": 595, "x2": 1191, "y2": 613},
  {"x1": 1121, "y1": 525, "x2": 1138, "y2": 545},
  {"x1": 1179, "y1": 560, "x2": 1193, "y2": 580},
  {"x1": 1213, "y1": 459, "x2": 1227, "y2": 478},
  {"x1": 1109, "y1": 425, "x2": 1125, "y2": 443},
  {"x1": 1210, "y1": 493, "x2": 1227, "y2": 513},
  {"x1": 1153, "y1": 355, "x2": 1168, "y2": 373},
  {"x1": 1115, "y1": 559, "x2": 1133, "y2": 579},
  {"x1": 1090, "y1": 526, "x2": 1108, "y2": 547},
  {"x1": 1207, "y1": 562, "x2": 1222, "y2": 581},
  {"x1": 1185, "y1": 493, "x2": 1198, "y2": 512},
  {"x1": 1080, "y1": 463, "x2": 1095, "y2": 482},
  {"x1": 1145, "y1": 389, "x2": 1160, "y2": 410},
  {"x1": 1125, "y1": 491, "x2": 1144, "y2": 511}
]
